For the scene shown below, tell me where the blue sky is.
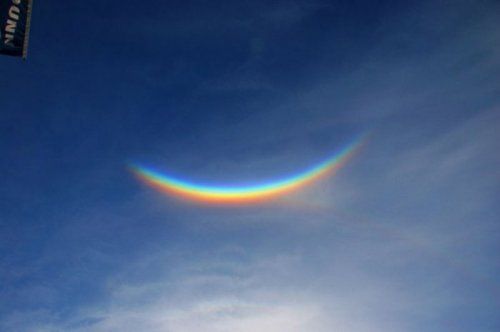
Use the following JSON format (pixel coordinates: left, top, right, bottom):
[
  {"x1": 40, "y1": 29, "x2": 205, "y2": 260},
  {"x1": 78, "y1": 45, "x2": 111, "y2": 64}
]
[{"x1": 1, "y1": 0, "x2": 499, "y2": 331}]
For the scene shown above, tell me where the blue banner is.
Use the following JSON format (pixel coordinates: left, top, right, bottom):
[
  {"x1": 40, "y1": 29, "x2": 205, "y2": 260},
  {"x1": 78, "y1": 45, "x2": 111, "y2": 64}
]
[{"x1": 0, "y1": 0, "x2": 32, "y2": 58}]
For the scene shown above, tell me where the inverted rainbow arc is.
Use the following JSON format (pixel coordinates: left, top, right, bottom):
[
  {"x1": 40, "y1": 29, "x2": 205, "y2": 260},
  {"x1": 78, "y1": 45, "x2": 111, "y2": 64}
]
[{"x1": 130, "y1": 136, "x2": 365, "y2": 204}]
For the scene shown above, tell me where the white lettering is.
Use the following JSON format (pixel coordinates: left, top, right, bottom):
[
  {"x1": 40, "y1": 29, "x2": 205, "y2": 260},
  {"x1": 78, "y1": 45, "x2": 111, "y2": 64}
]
[
  {"x1": 5, "y1": 19, "x2": 17, "y2": 34},
  {"x1": 3, "y1": 1, "x2": 22, "y2": 46},
  {"x1": 4, "y1": 33, "x2": 14, "y2": 46},
  {"x1": 9, "y1": 6, "x2": 20, "y2": 21}
]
